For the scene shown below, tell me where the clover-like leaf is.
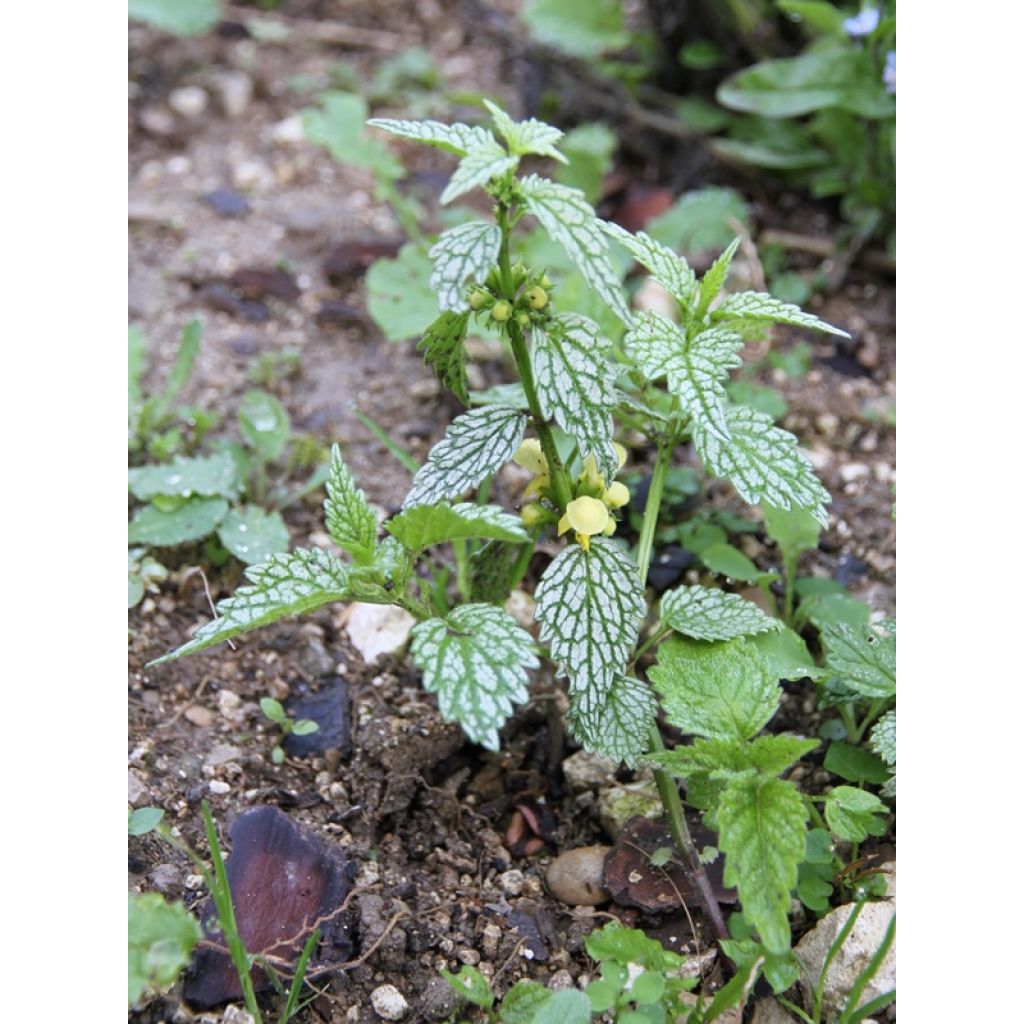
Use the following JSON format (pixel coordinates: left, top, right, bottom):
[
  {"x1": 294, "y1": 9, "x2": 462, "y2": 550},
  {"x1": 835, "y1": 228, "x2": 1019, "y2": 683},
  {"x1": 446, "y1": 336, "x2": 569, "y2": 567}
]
[
  {"x1": 324, "y1": 444, "x2": 378, "y2": 564},
  {"x1": 151, "y1": 548, "x2": 351, "y2": 663},
  {"x1": 535, "y1": 538, "x2": 645, "y2": 714},
  {"x1": 404, "y1": 405, "x2": 527, "y2": 508},
  {"x1": 693, "y1": 405, "x2": 831, "y2": 527},
  {"x1": 712, "y1": 291, "x2": 849, "y2": 337},
  {"x1": 128, "y1": 892, "x2": 202, "y2": 1006},
  {"x1": 387, "y1": 502, "x2": 529, "y2": 550},
  {"x1": 649, "y1": 635, "x2": 779, "y2": 741},
  {"x1": 429, "y1": 221, "x2": 502, "y2": 311},
  {"x1": 717, "y1": 775, "x2": 808, "y2": 954},
  {"x1": 601, "y1": 222, "x2": 699, "y2": 311},
  {"x1": 367, "y1": 117, "x2": 494, "y2": 156},
  {"x1": 410, "y1": 603, "x2": 537, "y2": 749},
  {"x1": 824, "y1": 786, "x2": 888, "y2": 842},
  {"x1": 660, "y1": 585, "x2": 781, "y2": 642},
  {"x1": 483, "y1": 99, "x2": 567, "y2": 162},
  {"x1": 567, "y1": 674, "x2": 657, "y2": 767},
  {"x1": 822, "y1": 621, "x2": 895, "y2": 699},
  {"x1": 532, "y1": 313, "x2": 619, "y2": 480},
  {"x1": 418, "y1": 310, "x2": 471, "y2": 405},
  {"x1": 442, "y1": 136, "x2": 518, "y2": 205},
  {"x1": 519, "y1": 175, "x2": 630, "y2": 323},
  {"x1": 623, "y1": 312, "x2": 743, "y2": 441},
  {"x1": 128, "y1": 453, "x2": 241, "y2": 502}
]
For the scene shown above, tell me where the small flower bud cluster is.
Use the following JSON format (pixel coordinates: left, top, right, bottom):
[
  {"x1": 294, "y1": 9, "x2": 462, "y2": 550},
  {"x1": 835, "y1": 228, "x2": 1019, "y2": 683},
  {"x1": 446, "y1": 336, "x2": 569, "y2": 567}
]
[
  {"x1": 466, "y1": 268, "x2": 553, "y2": 330},
  {"x1": 514, "y1": 440, "x2": 631, "y2": 552}
]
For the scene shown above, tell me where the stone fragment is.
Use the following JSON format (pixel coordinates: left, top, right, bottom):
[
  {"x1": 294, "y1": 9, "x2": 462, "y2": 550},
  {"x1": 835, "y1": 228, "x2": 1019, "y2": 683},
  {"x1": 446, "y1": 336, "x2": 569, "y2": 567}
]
[
  {"x1": 345, "y1": 603, "x2": 416, "y2": 664},
  {"x1": 562, "y1": 750, "x2": 618, "y2": 793},
  {"x1": 169, "y1": 86, "x2": 208, "y2": 119},
  {"x1": 545, "y1": 846, "x2": 610, "y2": 906},
  {"x1": 371, "y1": 984, "x2": 409, "y2": 1021}
]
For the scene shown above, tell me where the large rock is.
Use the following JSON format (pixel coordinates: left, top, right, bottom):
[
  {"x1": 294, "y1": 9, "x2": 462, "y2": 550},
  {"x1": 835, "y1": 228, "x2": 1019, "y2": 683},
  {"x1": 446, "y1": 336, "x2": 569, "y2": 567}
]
[{"x1": 794, "y1": 901, "x2": 896, "y2": 1018}]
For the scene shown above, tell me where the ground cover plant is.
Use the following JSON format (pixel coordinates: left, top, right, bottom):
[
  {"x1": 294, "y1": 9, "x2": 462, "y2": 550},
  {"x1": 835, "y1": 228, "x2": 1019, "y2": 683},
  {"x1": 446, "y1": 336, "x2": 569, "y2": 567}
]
[{"x1": 143, "y1": 99, "x2": 894, "y2": 1018}]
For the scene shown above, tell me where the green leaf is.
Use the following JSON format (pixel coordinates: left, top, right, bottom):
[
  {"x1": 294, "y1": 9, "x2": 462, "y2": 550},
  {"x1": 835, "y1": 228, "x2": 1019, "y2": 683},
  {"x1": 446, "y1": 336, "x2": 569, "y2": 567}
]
[
  {"x1": 535, "y1": 538, "x2": 645, "y2": 715},
  {"x1": 410, "y1": 603, "x2": 537, "y2": 749},
  {"x1": 533, "y1": 313, "x2": 619, "y2": 480},
  {"x1": 601, "y1": 223, "x2": 698, "y2": 311},
  {"x1": 567, "y1": 674, "x2": 657, "y2": 767},
  {"x1": 522, "y1": 0, "x2": 629, "y2": 57},
  {"x1": 777, "y1": 0, "x2": 845, "y2": 33},
  {"x1": 404, "y1": 405, "x2": 527, "y2": 508},
  {"x1": 649, "y1": 636, "x2": 779, "y2": 741},
  {"x1": 127, "y1": 496, "x2": 229, "y2": 546},
  {"x1": 660, "y1": 585, "x2": 780, "y2": 642},
  {"x1": 150, "y1": 548, "x2": 351, "y2": 663},
  {"x1": 366, "y1": 243, "x2": 439, "y2": 341},
  {"x1": 484, "y1": 100, "x2": 567, "y2": 162},
  {"x1": 713, "y1": 290, "x2": 849, "y2": 337},
  {"x1": 802, "y1": 591, "x2": 871, "y2": 631},
  {"x1": 798, "y1": 875, "x2": 834, "y2": 913},
  {"x1": 519, "y1": 175, "x2": 630, "y2": 323},
  {"x1": 824, "y1": 786, "x2": 888, "y2": 842},
  {"x1": 128, "y1": 0, "x2": 219, "y2": 36},
  {"x1": 500, "y1": 980, "x2": 553, "y2": 1024},
  {"x1": 824, "y1": 742, "x2": 890, "y2": 785},
  {"x1": 822, "y1": 622, "x2": 896, "y2": 698},
  {"x1": 441, "y1": 964, "x2": 494, "y2": 1008},
  {"x1": 750, "y1": 625, "x2": 823, "y2": 681},
  {"x1": 650, "y1": 734, "x2": 815, "y2": 779},
  {"x1": 869, "y1": 710, "x2": 896, "y2": 766},
  {"x1": 128, "y1": 893, "x2": 202, "y2": 1005},
  {"x1": 647, "y1": 187, "x2": 751, "y2": 255},
  {"x1": 127, "y1": 806, "x2": 165, "y2": 836},
  {"x1": 700, "y1": 542, "x2": 765, "y2": 582},
  {"x1": 532, "y1": 989, "x2": 593, "y2": 1024},
  {"x1": 260, "y1": 696, "x2": 286, "y2": 722},
  {"x1": 697, "y1": 238, "x2": 741, "y2": 315},
  {"x1": 418, "y1": 310, "x2": 470, "y2": 405},
  {"x1": 238, "y1": 390, "x2": 290, "y2": 461},
  {"x1": 442, "y1": 135, "x2": 518, "y2": 205},
  {"x1": 623, "y1": 312, "x2": 743, "y2": 441},
  {"x1": 429, "y1": 221, "x2": 502, "y2": 311},
  {"x1": 632, "y1": 971, "x2": 666, "y2": 1004},
  {"x1": 303, "y1": 93, "x2": 403, "y2": 179},
  {"x1": 291, "y1": 719, "x2": 319, "y2": 736},
  {"x1": 218, "y1": 506, "x2": 290, "y2": 565},
  {"x1": 746, "y1": 734, "x2": 819, "y2": 774},
  {"x1": 367, "y1": 117, "x2": 494, "y2": 157},
  {"x1": 764, "y1": 504, "x2": 821, "y2": 564},
  {"x1": 324, "y1": 444, "x2": 379, "y2": 565},
  {"x1": 585, "y1": 921, "x2": 684, "y2": 970},
  {"x1": 150, "y1": 319, "x2": 202, "y2": 424},
  {"x1": 693, "y1": 405, "x2": 831, "y2": 527},
  {"x1": 387, "y1": 502, "x2": 529, "y2": 550},
  {"x1": 128, "y1": 453, "x2": 240, "y2": 502},
  {"x1": 717, "y1": 775, "x2": 808, "y2": 954}
]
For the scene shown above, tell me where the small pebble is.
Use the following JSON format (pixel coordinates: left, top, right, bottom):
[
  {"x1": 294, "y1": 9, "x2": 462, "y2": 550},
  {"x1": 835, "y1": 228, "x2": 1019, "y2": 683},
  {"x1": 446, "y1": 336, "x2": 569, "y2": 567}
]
[
  {"x1": 273, "y1": 114, "x2": 306, "y2": 144},
  {"x1": 184, "y1": 874, "x2": 205, "y2": 891},
  {"x1": 839, "y1": 462, "x2": 870, "y2": 483},
  {"x1": 371, "y1": 984, "x2": 409, "y2": 1021},
  {"x1": 548, "y1": 969, "x2": 574, "y2": 990},
  {"x1": 545, "y1": 846, "x2": 610, "y2": 906},
  {"x1": 499, "y1": 869, "x2": 524, "y2": 896},
  {"x1": 222, "y1": 1008, "x2": 255, "y2": 1024},
  {"x1": 168, "y1": 85, "x2": 208, "y2": 119},
  {"x1": 127, "y1": 770, "x2": 148, "y2": 805},
  {"x1": 218, "y1": 689, "x2": 243, "y2": 721},
  {"x1": 212, "y1": 71, "x2": 253, "y2": 118},
  {"x1": 185, "y1": 705, "x2": 214, "y2": 728},
  {"x1": 209, "y1": 780, "x2": 231, "y2": 795},
  {"x1": 457, "y1": 947, "x2": 480, "y2": 966}
]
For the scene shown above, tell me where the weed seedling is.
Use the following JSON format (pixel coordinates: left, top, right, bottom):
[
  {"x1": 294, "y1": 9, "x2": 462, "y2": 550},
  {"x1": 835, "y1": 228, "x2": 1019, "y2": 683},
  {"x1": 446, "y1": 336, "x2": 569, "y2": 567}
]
[{"x1": 260, "y1": 697, "x2": 320, "y2": 764}]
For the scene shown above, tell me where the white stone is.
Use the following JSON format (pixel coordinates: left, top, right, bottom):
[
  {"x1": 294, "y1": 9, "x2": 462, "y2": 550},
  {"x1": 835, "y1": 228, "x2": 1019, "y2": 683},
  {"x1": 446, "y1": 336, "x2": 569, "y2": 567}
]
[
  {"x1": 169, "y1": 85, "x2": 208, "y2": 119},
  {"x1": 562, "y1": 750, "x2": 618, "y2": 793},
  {"x1": 345, "y1": 603, "x2": 416, "y2": 664},
  {"x1": 208, "y1": 780, "x2": 231, "y2": 795},
  {"x1": 839, "y1": 462, "x2": 870, "y2": 483},
  {"x1": 371, "y1": 984, "x2": 409, "y2": 1021},
  {"x1": 794, "y1": 901, "x2": 896, "y2": 1018},
  {"x1": 222, "y1": 1007, "x2": 255, "y2": 1024},
  {"x1": 212, "y1": 71, "x2": 253, "y2": 118},
  {"x1": 273, "y1": 114, "x2": 307, "y2": 144},
  {"x1": 127, "y1": 769, "x2": 148, "y2": 806}
]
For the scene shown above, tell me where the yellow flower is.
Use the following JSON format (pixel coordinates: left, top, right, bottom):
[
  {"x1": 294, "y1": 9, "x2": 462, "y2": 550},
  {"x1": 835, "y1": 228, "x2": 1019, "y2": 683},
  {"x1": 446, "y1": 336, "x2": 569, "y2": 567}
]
[
  {"x1": 513, "y1": 438, "x2": 548, "y2": 477},
  {"x1": 557, "y1": 495, "x2": 609, "y2": 551},
  {"x1": 579, "y1": 454, "x2": 604, "y2": 490},
  {"x1": 520, "y1": 503, "x2": 546, "y2": 528},
  {"x1": 613, "y1": 442, "x2": 628, "y2": 470},
  {"x1": 603, "y1": 481, "x2": 630, "y2": 509}
]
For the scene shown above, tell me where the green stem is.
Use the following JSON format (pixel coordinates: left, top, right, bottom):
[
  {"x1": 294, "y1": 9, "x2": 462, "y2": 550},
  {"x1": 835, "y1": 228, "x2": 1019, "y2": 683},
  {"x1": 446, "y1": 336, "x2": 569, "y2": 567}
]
[
  {"x1": 452, "y1": 538, "x2": 471, "y2": 602},
  {"x1": 783, "y1": 554, "x2": 797, "y2": 625},
  {"x1": 636, "y1": 437, "x2": 729, "y2": 943}
]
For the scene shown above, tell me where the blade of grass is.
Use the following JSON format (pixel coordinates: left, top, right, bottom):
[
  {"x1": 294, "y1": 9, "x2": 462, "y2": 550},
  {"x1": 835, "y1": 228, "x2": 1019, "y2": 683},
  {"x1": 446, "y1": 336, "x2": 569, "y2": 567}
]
[
  {"x1": 281, "y1": 927, "x2": 321, "y2": 1022},
  {"x1": 352, "y1": 406, "x2": 420, "y2": 473}
]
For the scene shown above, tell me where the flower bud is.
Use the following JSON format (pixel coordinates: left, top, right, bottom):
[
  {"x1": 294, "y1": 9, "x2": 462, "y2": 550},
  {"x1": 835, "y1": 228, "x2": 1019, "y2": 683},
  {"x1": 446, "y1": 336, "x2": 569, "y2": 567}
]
[
  {"x1": 516, "y1": 311, "x2": 531, "y2": 328},
  {"x1": 469, "y1": 289, "x2": 490, "y2": 310},
  {"x1": 520, "y1": 503, "x2": 546, "y2": 528},
  {"x1": 491, "y1": 300, "x2": 511, "y2": 322},
  {"x1": 526, "y1": 286, "x2": 549, "y2": 310},
  {"x1": 604, "y1": 481, "x2": 630, "y2": 509},
  {"x1": 513, "y1": 438, "x2": 548, "y2": 476}
]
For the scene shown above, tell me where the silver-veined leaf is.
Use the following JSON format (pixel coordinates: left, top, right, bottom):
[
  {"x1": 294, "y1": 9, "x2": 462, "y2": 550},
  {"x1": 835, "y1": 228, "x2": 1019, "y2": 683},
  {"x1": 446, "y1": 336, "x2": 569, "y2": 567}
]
[
  {"x1": 535, "y1": 538, "x2": 645, "y2": 714},
  {"x1": 712, "y1": 291, "x2": 849, "y2": 337},
  {"x1": 387, "y1": 502, "x2": 529, "y2": 550},
  {"x1": 404, "y1": 405, "x2": 527, "y2": 508},
  {"x1": 410, "y1": 603, "x2": 537, "y2": 749},
  {"x1": 150, "y1": 548, "x2": 350, "y2": 663},
  {"x1": 623, "y1": 312, "x2": 743, "y2": 441},
  {"x1": 869, "y1": 710, "x2": 896, "y2": 766},
  {"x1": 717, "y1": 775, "x2": 808, "y2": 954},
  {"x1": 484, "y1": 99, "x2": 567, "y2": 162},
  {"x1": 367, "y1": 118, "x2": 494, "y2": 156},
  {"x1": 649, "y1": 635, "x2": 779, "y2": 741},
  {"x1": 442, "y1": 136, "x2": 518, "y2": 205},
  {"x1": 660, "y1": 585, "x2": 781, "y2": 642},
  {"x1": 429, "y1": 221, "x2": 502, "y2": 311},
  {"x1": 693, "y1": 405, "x2": 830, "y2": 527},
  {"x1": 567, "y1": 674, "x2": 657, "y2": 767},
  {"x1": 696, "y1": 237, "x2": 741, "y2": 316},
  {"x1": 601, "y1": 222, "x2": 699, "y2": 311},
  {"x1": 418, "y1": 310, "x2": 470, "y2": 405},
  {"x1": 324, "y1": 444, "x2": 378, "y2": 564},
  {"x1": 532, "y1": 313, "x2": 619, "y2": 480},
  {"x1": 519, "y1": 175, "x2": 630, "y2": 323},
  {"x1": 822, "y1": 621, "x2": 895, "y2": 698}
]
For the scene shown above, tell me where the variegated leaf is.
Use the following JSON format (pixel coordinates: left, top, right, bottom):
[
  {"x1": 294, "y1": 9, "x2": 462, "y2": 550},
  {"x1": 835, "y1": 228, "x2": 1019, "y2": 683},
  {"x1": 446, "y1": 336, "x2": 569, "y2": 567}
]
[
  {"x1": 696, "y1": 237, "x2": 741, "y2": 316},
  {"x1": 367, "y1": 118, "x2": 494, "y2": 156},
  {"x1": 712, "y1": 291, "x2": 849, "y2": 337},
  {"x1": 535, "y1": 538, "x2": 645, "y2": 714},
  {"x1": 822, "y1": 621, "x2": 896, "y2": 699},
  {"x1": 410, "y1": 603, "x2": 537, "y2": 749},
  {"x1": 441, "y1": 137, "x2": 518, "y2": 205},
  {"x1": 567, "y1": 674, "x2": 657, "y2": 767},
  {"x1": 519, "y1": 175, "x2": 630, "y2": 323},
  {"x1": 660, "y1": 585, "x2": 781, "y2": 642},
  {"x1": 324, "y1": 444, "x2": 378, "y2": 565},
  {"x1": 601, "y1": 222, "x2": 699, "y2": 311},
  {"x1": 429, "y1": 221, "x2": 502, "y2": 311},
  {"x1": 623, "y1": 311, "x2": 743, "y2": 441},
  {"x1": 693, "y1": 405, "x2": 830, "y2": 527},
  {"x1": 532, "y1": 313, "x2": 619, "y2": 480},
  {"x1": 404, "y1": 405, "x2": 527, "y2": 508},
  {"x1": 418, "y1": 310, "x2": 470, "y2": 405},
  {"x1": 484, "y1": 99, "x2": 567, "y2": 162}
]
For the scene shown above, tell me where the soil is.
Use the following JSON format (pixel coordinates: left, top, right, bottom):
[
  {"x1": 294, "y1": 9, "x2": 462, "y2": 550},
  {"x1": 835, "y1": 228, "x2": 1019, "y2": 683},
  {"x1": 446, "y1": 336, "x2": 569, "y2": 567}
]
[{"x1": 128, "y1": 4, "x2": 895, "y2": 1022}]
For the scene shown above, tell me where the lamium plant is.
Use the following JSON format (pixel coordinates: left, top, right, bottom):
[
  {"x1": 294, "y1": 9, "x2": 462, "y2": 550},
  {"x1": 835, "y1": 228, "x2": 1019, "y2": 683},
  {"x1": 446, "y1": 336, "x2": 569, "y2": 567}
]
[{"x1": 154, "y1": 101, "x2": 883, "y2": 979}]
